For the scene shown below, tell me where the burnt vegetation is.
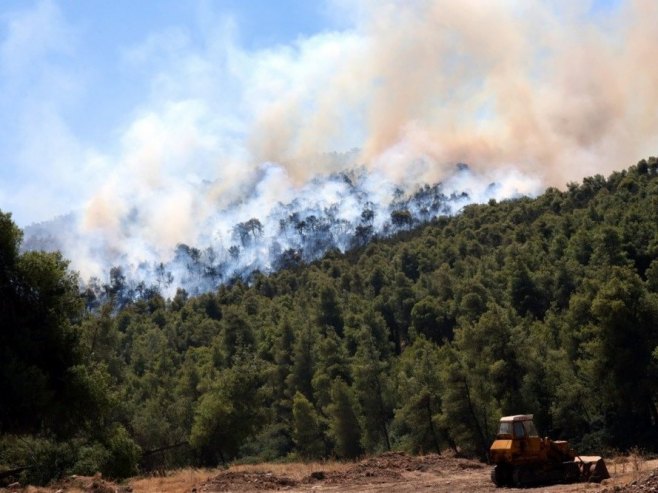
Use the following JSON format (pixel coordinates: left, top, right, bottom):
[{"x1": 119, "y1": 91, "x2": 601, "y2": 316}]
[
  {"x1": 75, "y1": 167, "x2": 472, "y2": 306},
  {"x1": 2, "y1": 158, "x2": 658, "y2": 484}
]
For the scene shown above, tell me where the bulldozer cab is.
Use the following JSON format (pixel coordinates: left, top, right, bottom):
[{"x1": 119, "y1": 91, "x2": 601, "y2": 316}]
[
  {"x1": 493, "y1": 415, "x2": 543, "y2": 458},
  {"x1": 496, "y1": 415, "x2": 539, "y2": 440}
]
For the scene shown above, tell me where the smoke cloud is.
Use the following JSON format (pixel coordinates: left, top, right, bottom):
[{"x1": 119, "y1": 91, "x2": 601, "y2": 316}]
[{"x1": 18, "y1": 0, "x2": 658, "y2": 292}]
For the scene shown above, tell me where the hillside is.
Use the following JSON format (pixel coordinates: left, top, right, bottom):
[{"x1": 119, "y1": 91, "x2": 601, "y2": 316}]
[
  {"x1": 1, "y1": 158, "x2": 658, "y2": 485},
  {"x1": 22, "y1": 163, "x2": 516, "y2": 302}
]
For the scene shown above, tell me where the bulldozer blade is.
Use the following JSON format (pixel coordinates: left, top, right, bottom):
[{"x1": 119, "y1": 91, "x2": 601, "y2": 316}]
[{"x1": 576, "y1": 456, "x2": 610, "y2": 483}]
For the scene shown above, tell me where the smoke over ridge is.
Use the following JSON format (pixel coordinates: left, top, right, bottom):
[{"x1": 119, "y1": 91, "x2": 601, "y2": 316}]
[
  {"x1": 25, "y1": 162, "x2": 540, "y2": 298},
  {"x1": 19, "y1": 0, "x2": 658, "y2": 294}
]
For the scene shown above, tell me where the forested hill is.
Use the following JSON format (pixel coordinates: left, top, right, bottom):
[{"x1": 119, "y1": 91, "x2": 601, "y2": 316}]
[{"x1": 2, "y1": 158, "x2": 658, "y2": 484}]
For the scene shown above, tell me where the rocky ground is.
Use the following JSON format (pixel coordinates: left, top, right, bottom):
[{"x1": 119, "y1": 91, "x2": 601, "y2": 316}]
[{"x1": 607, "y1": 469, "x2": 658, "y2": 493}]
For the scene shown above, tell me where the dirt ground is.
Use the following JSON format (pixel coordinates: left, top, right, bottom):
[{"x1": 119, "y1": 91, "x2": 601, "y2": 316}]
[
  {"x1": 3, "y1": 453, "x2": 657, "y2": 493},
  {"x1": 191, "y1": 453, "x2": 658, "y2": 493}
]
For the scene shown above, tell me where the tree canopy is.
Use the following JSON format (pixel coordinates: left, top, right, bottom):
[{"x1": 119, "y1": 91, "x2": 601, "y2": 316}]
[{"x1": 2, "y1": 158, "x2": 658, "y2": 483}]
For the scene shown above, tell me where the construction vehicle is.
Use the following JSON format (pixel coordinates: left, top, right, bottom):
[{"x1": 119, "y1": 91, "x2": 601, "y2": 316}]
[{"x1": 489, "y1": 414, "x2": 609, "y2": 487}]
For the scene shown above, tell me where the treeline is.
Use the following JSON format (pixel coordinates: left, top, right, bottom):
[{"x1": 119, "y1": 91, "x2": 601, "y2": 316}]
[{"x1": 2, "y1": 158, "x2": 658, "y2": 484}]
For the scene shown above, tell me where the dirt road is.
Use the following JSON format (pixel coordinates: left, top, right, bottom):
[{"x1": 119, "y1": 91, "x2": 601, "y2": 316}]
[{"x1": 195, "y1": 452, "x2": 658, "y2": 493}]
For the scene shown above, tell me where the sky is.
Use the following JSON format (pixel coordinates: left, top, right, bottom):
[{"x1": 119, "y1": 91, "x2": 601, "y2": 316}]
[
  {"x1": 1, "y1": 0, "x2": 656, "y2": 239},
  {"x1": 0, "y1": 0, "x2": 337, "y2": 226}
]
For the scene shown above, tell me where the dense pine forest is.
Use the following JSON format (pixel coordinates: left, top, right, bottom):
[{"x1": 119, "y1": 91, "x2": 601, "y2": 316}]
[{"x1": 2, "y1": 158, "x2": 658, "y2": 485}]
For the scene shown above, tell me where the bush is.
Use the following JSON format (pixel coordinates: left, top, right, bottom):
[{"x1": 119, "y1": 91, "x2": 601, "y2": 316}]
[
  {"x1": 72, "y1": 443, "x2": 111, "y2": 476},
  {"x1": 0, "y1": 435, "x2": 124, "y2": 485},
  {"x1": 102, "y1": 425, "x2": 142, "y2": 479},
  {"x1": 0, "y1": 436, "x2": 76, "y2": 486}
]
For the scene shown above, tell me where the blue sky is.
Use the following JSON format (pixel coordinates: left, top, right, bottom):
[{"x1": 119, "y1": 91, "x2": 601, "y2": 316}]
[
  {"x1": 0, "y1": 0, "x2": 338, "y2": 225},
  {"x1": 1, "y1": 0, "x2": 652, "y2": 233}
]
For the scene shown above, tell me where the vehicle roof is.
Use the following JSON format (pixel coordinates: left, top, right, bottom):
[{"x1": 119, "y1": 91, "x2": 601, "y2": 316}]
[{"x1": 500, "y1": 414, "x2": 534, "y2": 422}]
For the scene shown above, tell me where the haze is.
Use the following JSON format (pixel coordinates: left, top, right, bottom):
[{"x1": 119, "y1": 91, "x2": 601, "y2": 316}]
[{"x1": 1, "y1": 0, "x2": 656, "y2": 283}]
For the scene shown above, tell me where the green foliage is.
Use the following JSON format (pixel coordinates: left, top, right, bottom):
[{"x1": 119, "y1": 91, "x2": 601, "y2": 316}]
[
  {"x1": 392, "y1": 337, "x2": 447, "y2": 454},
  {"x1": 316, "y1": 286, "x2": 344, "y2": 335},
  {"x1": 0, "y1": 436, "x2": 75, "y2": 486},
  {"x1": 0, "y1": 210, "x2": 110, "y2": 440},
  {"x1": 292, "y1": 392, "x2": 325, "y2": 459},
  {"x1": 287, "y1": 325, "x2": 315, "y2": 400},
  {"x1": 0, "y1": 435, "x2": 130, "y2": 485},
  {"x1": 410, "y1": 297, "x2": 454, "y2": 342},
  {"x1": 352, "y1": 330, "x2": 393, "y2": 453},
  {"x1": 190, "y1": 391, "x2": 234, "y2": 464},
  {"x1": 312, "y1": 327, "x2": 349, "y2": 410},
  {"x1": 327, "y1": 378, "x2": 363, "y2": 459},
  {"x1": 190, "y1": 352, "x2": 266, "y2": 465},
  {"x1": 103, "y1": 425, "x2": 142, "y2": 478},
  {"x1": 71, "y1": 442, "x2": 111, "y2": 476},
  {"x1": 5, "y1": 159, "x2": 658, "y2": 483}
]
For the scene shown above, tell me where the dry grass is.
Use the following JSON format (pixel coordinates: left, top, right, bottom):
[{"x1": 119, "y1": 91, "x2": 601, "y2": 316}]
[
  {"x1": 628, "y1": 447, "x2": 646, "y2": 474},
  {"x1": 128, "y1": 460, "x2": 351, "y2": 492},
  {"x1": 606, "y1": 448, "x2": 648, "y2": 478},
  {"x1": 228, "y1": 460, "x2": 352, "y2": 481},
  {"x1": 129, "y1": 468, "x2": 221, "y2": 493}
]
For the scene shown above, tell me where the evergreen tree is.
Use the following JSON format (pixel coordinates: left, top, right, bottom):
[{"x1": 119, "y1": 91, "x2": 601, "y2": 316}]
[
  {"x1": 393, "y1": 337, "x2": 450, "y2": 454},
  {"x1": 190, "y1": 352, "x2": 265, "y2": 464},
  {"x1": 312, "y1": 328, "x2": 350, "y2": 410},
  {"x1": 352, "y1": 330, "x2": 392, "y2": 453},
  {"x1": 327, "y1": 378, "x2": 362, "y2": 459},
  {"x1": 0, "y1": 211, "x2": 105, "y2": 435},
  {"x1": 292, "y1": 392, "x2": 325, "y2": 459},
  {"x1": 316, "y1": 285, "x2": 344, "y2": 336},
  {"x1": 286, "y1": 325, "x2": 315, "y2": 400}
]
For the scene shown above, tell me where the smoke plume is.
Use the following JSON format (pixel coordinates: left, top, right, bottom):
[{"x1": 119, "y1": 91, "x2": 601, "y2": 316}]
[{"x1": 20, "y1": 0, "x2": 658, "y2": 295}]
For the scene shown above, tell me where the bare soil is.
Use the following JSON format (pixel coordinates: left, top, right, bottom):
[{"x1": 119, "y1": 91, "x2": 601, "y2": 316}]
[
  {"x1": 3, "y1": 454, "x2": 657, "y2": 493},
  {"x1": 192, "y1": 453, "x2": 658, "y2": 493}
]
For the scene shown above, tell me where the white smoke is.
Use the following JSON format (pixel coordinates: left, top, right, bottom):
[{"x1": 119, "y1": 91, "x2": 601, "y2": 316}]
[
  {"x1": 14, "y1": 0, "x2": 658, "y2": 294},
  {"x1": 25, "y1": 162, "x2": 540, "y2": 299}
]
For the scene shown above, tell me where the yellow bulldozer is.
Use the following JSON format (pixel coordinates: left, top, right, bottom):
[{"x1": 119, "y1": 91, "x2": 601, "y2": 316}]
[{"x1": 489, "y1": 414, "x2": 609, "y2": 487}]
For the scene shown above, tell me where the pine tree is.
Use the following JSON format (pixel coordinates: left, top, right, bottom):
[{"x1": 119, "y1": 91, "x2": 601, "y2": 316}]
[
  {"x1": 292, "y1": 392, "x2": 325, "y2": 459},
  {"x1": 312, "y1": 328, "x2": 350, "y2": 411},
  {"x1": 286, "y1": 325, "x2": 315, "y2": 400},
  {"x1": 327, "y1": 378, "x2": 362, "y2": 459},
  {"x1": 352, "y1": 330, "x2": 392, "y2": 453},
  {"x1": 316, "y1": 285, "x2": 344, "y2": 336},
  {"x1": 393, "y1": 337, "x2": 450, "y2": 454}
]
